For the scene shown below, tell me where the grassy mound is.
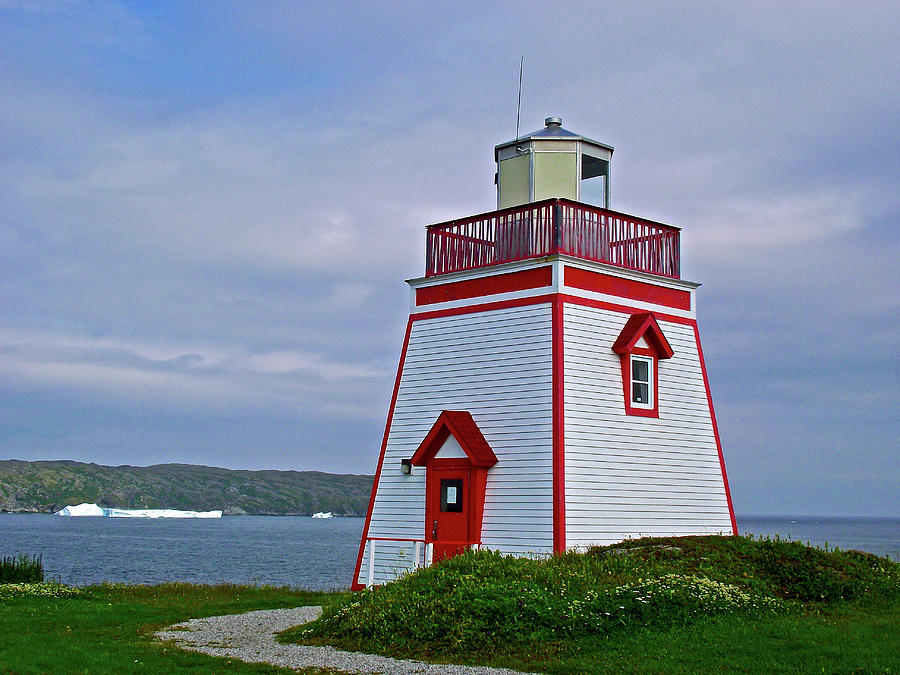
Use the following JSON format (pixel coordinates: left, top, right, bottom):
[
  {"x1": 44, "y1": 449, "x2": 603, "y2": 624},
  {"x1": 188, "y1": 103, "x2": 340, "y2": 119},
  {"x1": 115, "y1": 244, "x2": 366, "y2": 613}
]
[{"x1": 285, "y1": 536, "x2": 898, "y2": 660}]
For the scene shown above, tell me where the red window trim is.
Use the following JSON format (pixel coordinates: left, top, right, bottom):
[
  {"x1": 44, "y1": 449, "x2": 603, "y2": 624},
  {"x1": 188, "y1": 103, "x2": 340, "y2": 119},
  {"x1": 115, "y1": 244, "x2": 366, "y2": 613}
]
[
  {"x1": 621, "y1": 346, "x2": 660, "y2": 417},
  {"x1": 613, "y1": 313, "x2": 673, "y2": 419}
]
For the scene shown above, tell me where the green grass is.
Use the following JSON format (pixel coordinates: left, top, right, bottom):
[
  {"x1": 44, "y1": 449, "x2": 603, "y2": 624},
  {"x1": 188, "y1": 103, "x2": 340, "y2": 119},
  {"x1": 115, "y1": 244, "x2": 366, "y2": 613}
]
[
  {"x1": 282, "y1": 536, "x2": 900, "y2": 674},
  {"x1": 3, "y1": 538, "x2": 897, "y2": 674},
  {"x1": 532, "y1": 601, "x2": 900, "y2": 674},
  {"x1": 0, "y1": 582, "x2": 339, "y2": 674}
]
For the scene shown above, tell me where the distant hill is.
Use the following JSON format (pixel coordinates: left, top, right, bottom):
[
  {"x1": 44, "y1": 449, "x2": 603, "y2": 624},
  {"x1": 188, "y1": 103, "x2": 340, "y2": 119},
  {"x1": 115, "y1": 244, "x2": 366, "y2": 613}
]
[{"x1": 0, "y1": 460, "x2": 373, "y2": 516}]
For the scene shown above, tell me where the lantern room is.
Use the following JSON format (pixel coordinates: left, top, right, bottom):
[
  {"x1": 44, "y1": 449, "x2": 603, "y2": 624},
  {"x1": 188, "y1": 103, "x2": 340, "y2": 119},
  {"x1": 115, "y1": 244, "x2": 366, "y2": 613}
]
[{"x1": 495, "y1": 117, "x2": 613, "y2": 209}]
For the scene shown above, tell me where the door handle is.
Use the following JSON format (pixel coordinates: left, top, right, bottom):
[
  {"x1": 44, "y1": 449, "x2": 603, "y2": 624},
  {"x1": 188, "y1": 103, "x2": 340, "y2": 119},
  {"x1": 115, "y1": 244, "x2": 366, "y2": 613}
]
[{"x1": 432, "y1": 519, "x2": 438, "y2": 540}]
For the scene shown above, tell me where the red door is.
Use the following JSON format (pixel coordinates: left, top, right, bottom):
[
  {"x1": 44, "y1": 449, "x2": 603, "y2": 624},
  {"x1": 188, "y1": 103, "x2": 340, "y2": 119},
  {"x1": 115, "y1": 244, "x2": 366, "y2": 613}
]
[{"x1": 426, "y1": 465, "x2": 471, "y2": 561}]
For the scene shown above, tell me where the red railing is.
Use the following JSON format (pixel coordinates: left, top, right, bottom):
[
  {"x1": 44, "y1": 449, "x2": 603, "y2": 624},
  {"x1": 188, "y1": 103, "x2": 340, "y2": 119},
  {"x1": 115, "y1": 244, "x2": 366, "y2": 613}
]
[{"x1": 425, "y1": 198, "x2": 680, "y2": 278}]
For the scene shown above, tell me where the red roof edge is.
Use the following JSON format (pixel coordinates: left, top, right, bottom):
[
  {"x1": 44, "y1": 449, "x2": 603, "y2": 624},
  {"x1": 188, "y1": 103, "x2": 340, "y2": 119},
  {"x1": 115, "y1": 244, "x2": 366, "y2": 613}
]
[
  {"x1": 611, "y1": 312, "x2": 675, "y2": 359},
  {"x1": 410, "y1": 411, "x2": 498, "y2": 467}
]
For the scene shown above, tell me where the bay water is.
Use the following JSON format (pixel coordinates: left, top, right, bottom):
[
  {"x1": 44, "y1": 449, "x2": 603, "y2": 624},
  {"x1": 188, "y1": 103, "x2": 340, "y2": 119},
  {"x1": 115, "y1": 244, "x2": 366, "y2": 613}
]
[
  {"x1": 1, "y1": 514, "x2": 896, "y2": 589},
  {"x1": 737, "y1": 515, "x2": 899, "y2": 562},
  {"x1": 0, "y1": 514, "x2": 364, "y2": 589}
]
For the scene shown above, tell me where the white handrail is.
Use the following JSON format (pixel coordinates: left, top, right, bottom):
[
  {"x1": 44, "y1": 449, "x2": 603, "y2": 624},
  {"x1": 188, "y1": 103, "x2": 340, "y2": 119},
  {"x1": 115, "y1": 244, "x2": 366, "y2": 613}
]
[
  {"x1": 365, "y1": 537, "x2": 428, "y2": 588},
  {"x1": 363, "y1": 538, "x2": 484, "y2": 587}
]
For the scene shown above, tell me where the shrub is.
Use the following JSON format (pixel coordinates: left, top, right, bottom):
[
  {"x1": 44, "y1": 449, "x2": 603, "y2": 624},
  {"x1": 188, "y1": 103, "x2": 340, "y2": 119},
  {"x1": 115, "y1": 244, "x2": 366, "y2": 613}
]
[
  {"x1": 0, "y1": 554, "x2": 44, "y2": 584},
  {"x1": 611, "y1": 574, "x2": 782, "y2": 628}
]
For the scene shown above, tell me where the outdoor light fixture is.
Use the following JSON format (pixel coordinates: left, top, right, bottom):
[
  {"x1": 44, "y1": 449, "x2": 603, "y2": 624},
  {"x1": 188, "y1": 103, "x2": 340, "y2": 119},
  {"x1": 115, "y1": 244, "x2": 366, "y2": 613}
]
[{"x1": 400, "y1": 458, "x2": 412, "y2": 475}]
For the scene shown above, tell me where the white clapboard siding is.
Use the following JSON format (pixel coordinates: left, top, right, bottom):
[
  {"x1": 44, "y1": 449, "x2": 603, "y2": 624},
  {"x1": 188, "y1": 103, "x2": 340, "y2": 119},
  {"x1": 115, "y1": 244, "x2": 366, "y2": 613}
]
[
  {"x1": 358, "y1": 303, "x2": 555, "y2": 586},
  {"x1": 563, "y1": 303, "x2": 733, "y2": 548}
]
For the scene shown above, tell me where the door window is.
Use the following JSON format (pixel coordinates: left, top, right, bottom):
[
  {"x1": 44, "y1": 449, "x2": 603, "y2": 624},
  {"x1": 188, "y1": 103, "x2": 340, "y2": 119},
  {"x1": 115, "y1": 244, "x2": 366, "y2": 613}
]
[{"x1": 440, "y1": 479, "x2": 463, "y2": 512}]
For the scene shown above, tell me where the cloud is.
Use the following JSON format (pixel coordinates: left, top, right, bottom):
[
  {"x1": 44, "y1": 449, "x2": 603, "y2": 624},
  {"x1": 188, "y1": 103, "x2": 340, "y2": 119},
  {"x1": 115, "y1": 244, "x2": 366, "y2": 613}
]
[
  {"x1": 688, "y1": 190, "x2": 863, "y2": 256},
  {"x1": 241, "y1": 350, "x2": 381, "y2": 380},
  {"x1": 0, "y1": 1, "x2": 898, "y2": 513},
  {"x1": 0, "y1": 327, "x2": 386, "y2": 419}
]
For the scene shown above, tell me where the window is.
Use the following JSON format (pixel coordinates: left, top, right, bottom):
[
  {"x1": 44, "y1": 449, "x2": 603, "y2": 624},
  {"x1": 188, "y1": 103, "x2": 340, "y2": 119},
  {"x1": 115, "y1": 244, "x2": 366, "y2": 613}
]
[
  {"x1": 630, "y1": 355, "x2": 654, "y2": 408},
  {"x1": 612, "y1": 313, "x2": 674, "y2": 419},
  {"x1": 440, "y1": 479, "x2": 463, "y2": 512},
  {"x1": 620, "y1": 350, "x2": 658, "y2": 416},
  {"x1": 580, "y1": 154, "x2": 609, "y2": 208}
]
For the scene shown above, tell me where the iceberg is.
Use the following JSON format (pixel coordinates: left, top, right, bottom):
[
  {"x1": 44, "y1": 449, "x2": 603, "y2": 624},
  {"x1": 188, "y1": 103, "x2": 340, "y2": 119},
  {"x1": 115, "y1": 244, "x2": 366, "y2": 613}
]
[
  {"x1": 55, "y1": 503, "x2": 222, "y2": 518},
  {"x1": 56, "y1": 502, "x2": 105, "y2": 516},
  {"x1": 103, "y1": 507, "x2": 223, "y2": 518}
]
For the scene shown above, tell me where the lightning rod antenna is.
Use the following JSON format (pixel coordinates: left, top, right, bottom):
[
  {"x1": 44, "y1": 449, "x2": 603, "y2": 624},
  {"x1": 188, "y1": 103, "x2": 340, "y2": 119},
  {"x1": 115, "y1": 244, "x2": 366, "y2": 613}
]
[{"x1": 515, "y1": 56, "x2": 524, "y2": 152}]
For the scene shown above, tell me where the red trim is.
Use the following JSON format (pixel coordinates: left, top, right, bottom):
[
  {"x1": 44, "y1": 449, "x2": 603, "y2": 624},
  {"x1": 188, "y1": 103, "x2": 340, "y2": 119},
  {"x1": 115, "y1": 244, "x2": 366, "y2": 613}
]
[
  {"x1": 413, "y1": 292, "x2": 694, "y2": 327},
  {"x1": 552, "y1": 296, "x2": 566, "y2": 553},
  {"x1": 350, "y1": 319, "x2": 414, "y2": 591},
  {"x1": 613, "y1": 313, "x2": 674, "y2": 419},
  {"x1": 427, "y1": 457, "x2": 471, "y2": 468},
  {"x1": 612, "y1": 313, "x2": 675, "y2": 359},
  {"x1": 410, "y1": 411, "x2": 498, "y2": 467},
  {"x1": 556, "y1": 294, "x2": 695, "y2": 326},
  {"x1": 564, "y1": 266, "x2": 691, "y2": 311},
  {"x1": 694, "y1": 323, "x2": 739, "y2": 536},
  {"x1": 619, "y1": 348, "x2": 660, "y2": 418},
  {"x1": 412, "y1": 293, "x2": 558, "y2": 322},
  {"x1": 416, "y1": 266, "x2": 553, "y2": 306}
]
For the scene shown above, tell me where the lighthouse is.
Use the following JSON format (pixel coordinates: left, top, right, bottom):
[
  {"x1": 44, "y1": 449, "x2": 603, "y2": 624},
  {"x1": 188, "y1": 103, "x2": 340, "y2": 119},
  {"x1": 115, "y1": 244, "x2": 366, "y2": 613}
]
[{"x1": 352, "y1": 118, "x2": 737, "y2": 589}]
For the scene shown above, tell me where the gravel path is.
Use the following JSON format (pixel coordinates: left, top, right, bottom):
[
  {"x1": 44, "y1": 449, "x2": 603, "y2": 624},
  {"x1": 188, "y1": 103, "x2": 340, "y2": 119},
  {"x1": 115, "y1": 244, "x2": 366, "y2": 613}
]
[{"x1": 155, "y1": 606, "x2": 540, "y2": 674}]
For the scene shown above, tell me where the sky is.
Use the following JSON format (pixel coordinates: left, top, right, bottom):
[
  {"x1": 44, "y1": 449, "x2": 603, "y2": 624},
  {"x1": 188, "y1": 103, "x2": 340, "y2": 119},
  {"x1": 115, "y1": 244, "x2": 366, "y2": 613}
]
[{"x1": 1, "y1": 1, "x2": 897, "y2": 517}]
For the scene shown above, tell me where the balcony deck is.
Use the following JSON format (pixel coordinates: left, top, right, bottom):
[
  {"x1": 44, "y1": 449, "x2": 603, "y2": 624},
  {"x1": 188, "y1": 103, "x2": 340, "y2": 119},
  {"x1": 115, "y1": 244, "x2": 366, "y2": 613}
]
[{"x1": 425, "y1": 198, "x2": 680, "y2": 279}]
